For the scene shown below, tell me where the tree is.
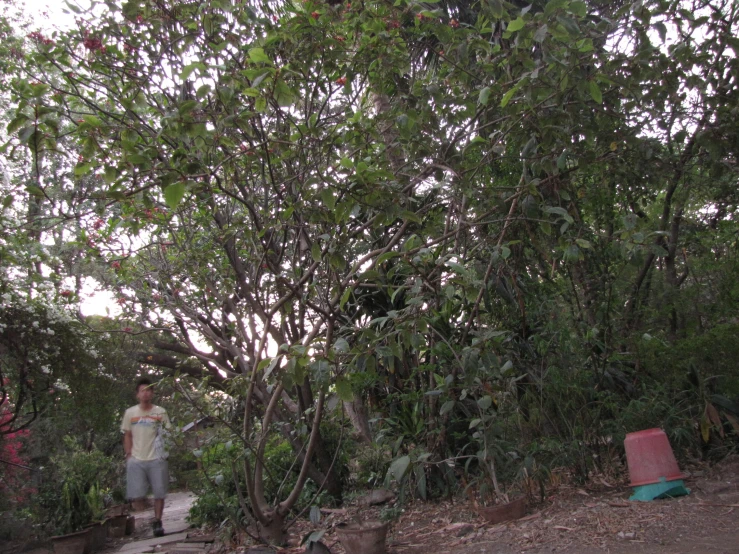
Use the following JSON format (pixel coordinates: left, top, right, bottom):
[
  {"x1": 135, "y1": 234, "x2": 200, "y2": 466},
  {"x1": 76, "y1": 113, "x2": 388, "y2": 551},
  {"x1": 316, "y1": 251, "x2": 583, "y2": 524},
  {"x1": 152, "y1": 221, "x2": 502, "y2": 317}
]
[{"x1": 8, "y1": 0, "x2": 739, "y2": 543}]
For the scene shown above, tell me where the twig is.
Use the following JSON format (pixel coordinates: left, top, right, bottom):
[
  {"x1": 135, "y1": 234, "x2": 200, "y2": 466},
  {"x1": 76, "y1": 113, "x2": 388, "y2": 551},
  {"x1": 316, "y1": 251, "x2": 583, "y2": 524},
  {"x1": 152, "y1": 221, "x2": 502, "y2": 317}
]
[{"x1": 698, "y1": 502, "x2": 739, "y2": 508}]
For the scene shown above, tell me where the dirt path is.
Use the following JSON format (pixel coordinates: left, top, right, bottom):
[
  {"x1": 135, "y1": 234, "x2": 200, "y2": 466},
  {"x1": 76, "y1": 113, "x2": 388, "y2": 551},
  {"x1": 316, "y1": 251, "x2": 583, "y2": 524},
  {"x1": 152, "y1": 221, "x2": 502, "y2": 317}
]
[{"x1": 274, "y1": 456, "x2": 739, "y2": 554}]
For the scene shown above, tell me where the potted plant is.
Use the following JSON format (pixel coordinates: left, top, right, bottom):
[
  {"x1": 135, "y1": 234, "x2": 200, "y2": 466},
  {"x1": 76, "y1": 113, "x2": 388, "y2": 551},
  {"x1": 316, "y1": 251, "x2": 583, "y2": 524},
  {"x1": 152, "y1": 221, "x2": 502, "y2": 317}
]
[
  {"x1": 82, "y1": 483, "x2": 109, "y2": 552},
  {"x1": 52, "y1": 480, "x2": 111, "y2": 553},
  {"x1": 50, "y1": 481, "x2": 94, "y2": 554},
  {"x1": 467, "y1": 392, "x2": 527, "y2": 525}
]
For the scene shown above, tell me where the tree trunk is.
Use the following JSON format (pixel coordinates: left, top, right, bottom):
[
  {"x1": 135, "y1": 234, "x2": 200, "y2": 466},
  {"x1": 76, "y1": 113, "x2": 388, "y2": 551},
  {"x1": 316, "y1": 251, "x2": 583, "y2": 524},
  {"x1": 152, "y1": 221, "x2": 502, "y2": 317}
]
[
  {"x1": 257, "y1": 511, "x2": 286, "y2": 546},
  {"x1": 344, "y1": 395, "x2": 372, "y2": 443}
]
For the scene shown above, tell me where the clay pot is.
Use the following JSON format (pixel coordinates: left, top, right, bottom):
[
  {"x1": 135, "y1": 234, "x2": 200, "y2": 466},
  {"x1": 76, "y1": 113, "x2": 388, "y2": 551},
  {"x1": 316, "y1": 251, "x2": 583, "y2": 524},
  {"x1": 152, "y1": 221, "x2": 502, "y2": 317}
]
[
  {"x1": 478, "y1": 496, "x2": 527, "y2": 525},
  {"x1": 125, "y1": 515, "x2": 135, "y2": 535},
  {"x1": 104, "y1": 504, "x2": 127, "y2": 518},
  {"x1": 107, "y1": 514, "x2": 128, "y2": 538},
  {"x1": 83, "y1": 521, "x2": 106, "y2": 552},
  {"x1": 336, "y1": 520, "x2": 389, "y2": 554},
  {"x1": 51, "y1": 528, "x2": 89, "y2": 554}
]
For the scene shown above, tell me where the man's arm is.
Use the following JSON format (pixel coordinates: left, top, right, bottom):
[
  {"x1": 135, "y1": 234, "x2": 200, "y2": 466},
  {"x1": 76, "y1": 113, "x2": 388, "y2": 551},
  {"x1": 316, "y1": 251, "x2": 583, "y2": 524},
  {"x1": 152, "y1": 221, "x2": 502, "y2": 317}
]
[{"x1": 123, "y1": 430, "x2": 133, "y2": 458}]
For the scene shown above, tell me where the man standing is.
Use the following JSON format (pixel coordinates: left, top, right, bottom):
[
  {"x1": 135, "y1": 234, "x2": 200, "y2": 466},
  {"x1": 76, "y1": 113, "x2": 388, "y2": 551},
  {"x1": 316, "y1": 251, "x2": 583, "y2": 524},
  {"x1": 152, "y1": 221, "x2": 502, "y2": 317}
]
[{"x1": 121, "y1": 377, "x2": 171, "y2": 537}]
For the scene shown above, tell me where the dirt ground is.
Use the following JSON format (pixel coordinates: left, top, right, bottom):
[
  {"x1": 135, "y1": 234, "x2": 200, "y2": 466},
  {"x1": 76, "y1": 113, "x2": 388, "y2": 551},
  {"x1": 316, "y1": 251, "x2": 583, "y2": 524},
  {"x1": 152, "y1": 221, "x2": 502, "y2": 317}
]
[{"x1": 258, "y1": 455, "x2": 739, "y2": 554}]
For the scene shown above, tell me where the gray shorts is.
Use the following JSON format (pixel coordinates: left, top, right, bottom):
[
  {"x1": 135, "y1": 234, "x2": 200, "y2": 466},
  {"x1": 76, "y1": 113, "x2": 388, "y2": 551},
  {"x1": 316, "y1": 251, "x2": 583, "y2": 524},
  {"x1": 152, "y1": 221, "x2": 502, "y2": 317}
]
[{"x1": 126, "y1": 458, "x2": 168, "y2": 499}]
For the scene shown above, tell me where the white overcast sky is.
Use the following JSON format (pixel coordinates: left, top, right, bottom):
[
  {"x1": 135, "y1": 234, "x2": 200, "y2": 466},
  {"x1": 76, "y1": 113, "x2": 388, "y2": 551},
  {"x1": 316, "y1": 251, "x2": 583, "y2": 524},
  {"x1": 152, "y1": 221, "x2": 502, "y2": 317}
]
[{"x1": 23, "y1": 0, "x2": 89, "y2": 31}]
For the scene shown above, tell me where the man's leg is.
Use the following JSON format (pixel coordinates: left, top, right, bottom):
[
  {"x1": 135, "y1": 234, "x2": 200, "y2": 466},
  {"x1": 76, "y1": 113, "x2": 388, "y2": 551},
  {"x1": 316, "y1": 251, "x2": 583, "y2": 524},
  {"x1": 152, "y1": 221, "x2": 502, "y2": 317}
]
[
  {"x1": 126, "y1": 458, "x2": 148, "y2": 504},
  {"x1": 154, "y1": 498, "x2": 164, "y2": 521},
  {"x1": 148, "y1": 459, "x2": 169, "y2": 536}
]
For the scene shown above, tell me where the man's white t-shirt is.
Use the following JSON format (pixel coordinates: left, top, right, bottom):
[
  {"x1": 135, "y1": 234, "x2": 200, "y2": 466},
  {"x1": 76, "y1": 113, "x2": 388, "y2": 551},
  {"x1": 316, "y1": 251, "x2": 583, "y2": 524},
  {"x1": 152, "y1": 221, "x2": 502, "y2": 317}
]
[{"x1": 121, "y1": 405, "x2": 171, "y2": 461}]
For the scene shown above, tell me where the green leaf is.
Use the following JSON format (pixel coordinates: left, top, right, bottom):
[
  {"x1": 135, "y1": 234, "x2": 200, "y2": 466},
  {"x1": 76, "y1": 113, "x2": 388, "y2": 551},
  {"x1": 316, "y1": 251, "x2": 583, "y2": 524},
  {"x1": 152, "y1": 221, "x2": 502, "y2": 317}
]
[
  {"x1": 340, "y1": 288, "x2": 352, "y2": 310},
  {"x1": 164, "y1": 182, "x2": 186, "y2": 209},
  {"x1": 311, "y1": 242, "x2": 322, "y2": 263},
  {"x1": 500, "y1": 85, "x2": 518, "y2": 108},
  {"x1": 248, "y1": 48, "x2": 271, "y2": 64},
  {"x1": 376, "y1": 251, "x2": 400, "y2": 265},
  {"x1": 569, "y1": 1, "x2": 587, "y2": 17},
  {"x1": 321, "y1": 189, "x2": 335, "y2": 210},
  {"x1": 589, "y1": 81, "x2": 603, "y2": 104},
  {"x1": 18, "y1": 125, "x2": 36, "y2": 144},
  {"x1": 440, "y1": 400, "x2": 455, "y2": 415},
  {"x1": 478, "y1": 86, "x2": 491, "y2": 106},
  {"x1": 477, "y1": 396, "x2": 493, "y2": 411},
  {"x1": 274, "y1": 80, "x2": 295, "y2": 107},
  {"x1": 387, "y1": 455, "x2": 411, "y2": 483},
  {"x1": 507, "y1": 17, "x2": 525, "y2": 32},
  {"x1": 653, "y1": 21, "x2": 667, "y2": 42},
  {"x1": 180, "y1": 62, "x2": 205, "y2": 80},
  {"x1": 7, "y1": 115, "x2": 29, "y2": 135},
  {"x1": 264, "y1": 357, "x2": 280, "y2": 380},
  {"x1": 335, "y1": 376, "x2": 353, "y2": 402},
  {"x1": 533, "y1": 24, "x2": 548, "y2": 42},
  {"x1": 333, "y1": 337, "x2": 350, "y2": 353},
  {"x1": 25, "y1": 185, "x2": 45, "y2": 197}
]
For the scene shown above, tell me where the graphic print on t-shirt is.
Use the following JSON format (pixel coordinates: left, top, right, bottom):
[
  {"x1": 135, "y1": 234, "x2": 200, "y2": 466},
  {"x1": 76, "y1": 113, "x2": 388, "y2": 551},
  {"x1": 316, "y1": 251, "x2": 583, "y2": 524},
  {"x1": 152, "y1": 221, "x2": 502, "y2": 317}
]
[{"x1": 131, "y1": 413, "x2": 165, "y2": 427}]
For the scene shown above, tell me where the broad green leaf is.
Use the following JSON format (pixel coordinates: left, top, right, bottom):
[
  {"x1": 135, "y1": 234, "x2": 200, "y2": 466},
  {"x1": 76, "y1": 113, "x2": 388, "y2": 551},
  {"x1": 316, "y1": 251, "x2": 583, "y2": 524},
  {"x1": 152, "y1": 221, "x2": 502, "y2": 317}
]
[
  {"x1": 333, "y1": 337, "x2": 350, "y2": 353},
  {"x1": 321, "y1": 189, "x2": 335, "y2": 210},
  {"x1": 533, "y1": 24, "x2": 548, "y2": 42},
  {"x1": 376, "y1": 251, "x2": 400, "y2": 265},
  {"x1": 164, "y1": 182, "x2": 186, "y2": 209},
  {"x1": 18, "y1": 126, "x2": 36, "y2": 144},
  {"x1": 569, "y1": 1, "x2": 587, "y2": 17},
  {"x1": 25, "y1": 185, "x2": 45, "y2": 197},
  {"x1": 589, "y1": 81, "x2": 603, "y2": 104},
  {"x1": 248, "y1": 48, "x2": 271, "y2": 64},
  {"x1": 440, "y1": 400, "x2": 455, "y2": 415},
  {"x1": 507, "y1": 17, "x2": 525, "y2": 32},
  {"x1": 7, "y1": 115, "x2": 29, "y2": 135},
  {"x1": 387, "y1": 455, "x2": 411, "y2": 482},
  {"x1": 311, "y1": 242, "x2": 322, "y2": 263},
  {"x1": 478, "y1": 86, "x2": 491, "y2": 106},
  {"x1": 500, "y1": 86, "x2": 517, "y2": 107},
  {"x1": 340, "y1": 288, "x2": 352, "y2": 310},
  {"x1": 263, "y1": 357, "x2": 280, "y2": 380},
  {"x1": 335, "y1": 376, "x2": 353, "y2": 402},
  {"x1": 477, "y1": 395, "x2": 493, "y2": 411}
]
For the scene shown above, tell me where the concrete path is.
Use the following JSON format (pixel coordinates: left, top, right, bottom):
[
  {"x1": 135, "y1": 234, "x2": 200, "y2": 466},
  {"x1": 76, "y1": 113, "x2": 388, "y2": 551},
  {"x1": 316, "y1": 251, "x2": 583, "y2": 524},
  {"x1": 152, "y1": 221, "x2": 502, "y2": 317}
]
[{"x1": 109, "y1": 491, "x2": 212, "y2": 554}]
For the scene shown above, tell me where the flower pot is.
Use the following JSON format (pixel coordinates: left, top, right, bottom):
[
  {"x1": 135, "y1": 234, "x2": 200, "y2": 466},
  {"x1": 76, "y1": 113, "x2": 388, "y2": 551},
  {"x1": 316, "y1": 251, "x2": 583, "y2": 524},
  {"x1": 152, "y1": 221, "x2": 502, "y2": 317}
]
[
  {"x1": 107, "y1": 514, "x2": 128, "y2": 538},
  {"x1": 125, "y1": 515, "x2": 135, "y2": 535},
  {"x1": 83, "y1": 521, "x2": 107, "y2": 552},
  {"x1": 336, "y1": 520, "x2": 389, "y2": 554},
  {"x1": 478, "y1": 496, "x2": 527, "y2": 525},
  {"x1": 51, "y1": 529, "x2": 90, "y2": 554},
  {"x1": 104, "y1": 504, "x2": 127, "y2": 518}
]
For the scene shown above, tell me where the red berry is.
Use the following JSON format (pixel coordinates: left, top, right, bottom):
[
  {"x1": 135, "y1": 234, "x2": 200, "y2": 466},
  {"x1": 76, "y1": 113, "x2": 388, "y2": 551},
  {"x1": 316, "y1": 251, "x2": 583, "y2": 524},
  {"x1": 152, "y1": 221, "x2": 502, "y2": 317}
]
[
  {"x1": 336, "y1": 76, "x2": 347, "y2": 86},
  {"x1": 311, "y1": 11, "x2": 320, "y2": 19}
]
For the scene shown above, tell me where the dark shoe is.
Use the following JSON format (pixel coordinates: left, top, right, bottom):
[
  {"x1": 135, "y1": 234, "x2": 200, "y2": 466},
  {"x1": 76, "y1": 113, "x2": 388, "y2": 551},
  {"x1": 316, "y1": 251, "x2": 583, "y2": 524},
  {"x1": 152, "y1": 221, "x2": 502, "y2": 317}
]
[{"x1": 152, "y1": 519, "x2": 164, "y2": 537}]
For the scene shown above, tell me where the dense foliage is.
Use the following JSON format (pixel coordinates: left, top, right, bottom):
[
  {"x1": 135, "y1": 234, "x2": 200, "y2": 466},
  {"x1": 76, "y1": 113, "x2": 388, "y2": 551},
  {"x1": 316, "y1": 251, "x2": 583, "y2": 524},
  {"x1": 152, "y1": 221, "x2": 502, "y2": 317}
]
[{"x1": 2, "y1": 0, "x2": 738, "y2": 544}]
